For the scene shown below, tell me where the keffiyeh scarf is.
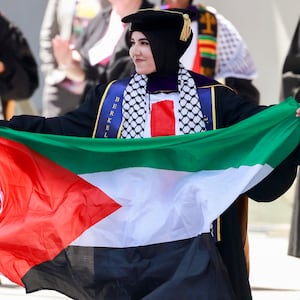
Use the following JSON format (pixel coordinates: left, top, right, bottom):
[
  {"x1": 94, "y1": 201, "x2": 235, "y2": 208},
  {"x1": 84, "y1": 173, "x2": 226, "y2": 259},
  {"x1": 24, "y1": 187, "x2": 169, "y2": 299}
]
[{"x1": 121, "y1": 64, "x2": 206, "y2": 138}]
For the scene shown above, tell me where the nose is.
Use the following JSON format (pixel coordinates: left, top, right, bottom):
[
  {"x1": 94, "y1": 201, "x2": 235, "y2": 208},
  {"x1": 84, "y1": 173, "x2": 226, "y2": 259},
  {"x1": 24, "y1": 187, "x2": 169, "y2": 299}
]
[{"x1": 131, "y1": 42, "x2": 142, "y2": 56}]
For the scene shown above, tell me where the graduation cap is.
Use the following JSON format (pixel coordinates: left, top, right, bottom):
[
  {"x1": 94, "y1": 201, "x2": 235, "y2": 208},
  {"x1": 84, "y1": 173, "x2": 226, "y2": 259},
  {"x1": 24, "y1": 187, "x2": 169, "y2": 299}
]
[
  {"x1": 122, "y1": 8, "x2": 193, "y2": 42},
  {"x1": 122, "y1": 8, "x2": 194, "y2": 75}
]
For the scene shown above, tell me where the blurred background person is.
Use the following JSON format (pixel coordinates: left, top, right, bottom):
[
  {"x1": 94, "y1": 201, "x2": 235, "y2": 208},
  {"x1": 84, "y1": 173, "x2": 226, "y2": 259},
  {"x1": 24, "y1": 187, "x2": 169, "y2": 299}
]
[
  {"x1": 161, "y1": 0, "x2": 260, "y2": 105},
  {"x1": 40, "y1": 0, "x2": 109, "y2": 117},
  {"x1": 0, "y1": 10, "x2": 38, "y2": 120},
  {"x1": 280, "y1": 17, "x2": 300, "y2": 259},
  {"x1": 280, "y1": 17, "x2": 300, "y2": 103},
  {"x1": 52, "y1": 0, "x2": 154, "y2": 103}
]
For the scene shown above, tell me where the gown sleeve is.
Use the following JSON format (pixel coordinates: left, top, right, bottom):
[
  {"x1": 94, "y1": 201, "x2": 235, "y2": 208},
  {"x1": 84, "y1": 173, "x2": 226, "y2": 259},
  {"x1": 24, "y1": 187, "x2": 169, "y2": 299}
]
[
  {"x1": 214, "y1": 84, "x2": 299, "y2": 201},
  {"x1": 0, "y1": 83, "x2": 106, "y2": 137}
]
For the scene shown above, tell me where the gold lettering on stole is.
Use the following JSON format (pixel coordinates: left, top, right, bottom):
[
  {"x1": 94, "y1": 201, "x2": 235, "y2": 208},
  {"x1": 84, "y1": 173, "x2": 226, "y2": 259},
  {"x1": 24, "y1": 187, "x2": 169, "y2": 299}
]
[{"x1": 104, "y1": 96, "x2": 120, "y2": 137}]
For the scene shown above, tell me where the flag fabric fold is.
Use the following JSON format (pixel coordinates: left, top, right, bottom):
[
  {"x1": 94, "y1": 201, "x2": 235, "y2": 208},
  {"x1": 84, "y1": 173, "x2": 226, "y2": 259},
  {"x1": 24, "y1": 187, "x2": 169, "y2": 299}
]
[{"x1": 0, "y1": 97, "x2": 299, "y2": 299}]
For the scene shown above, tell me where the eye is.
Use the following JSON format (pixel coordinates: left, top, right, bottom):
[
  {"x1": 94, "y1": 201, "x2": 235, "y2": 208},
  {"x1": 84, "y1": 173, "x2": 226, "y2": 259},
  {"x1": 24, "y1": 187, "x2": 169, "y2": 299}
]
[{"x1": 141, "y1": 40, "x2": 150, "y2": 46}]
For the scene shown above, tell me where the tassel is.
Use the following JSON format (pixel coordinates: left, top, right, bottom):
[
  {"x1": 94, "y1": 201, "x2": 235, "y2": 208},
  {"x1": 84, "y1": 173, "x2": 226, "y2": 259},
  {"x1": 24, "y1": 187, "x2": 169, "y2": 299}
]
[{"x1": 179, "y1": 13, "x2": 191, "y2": 42}]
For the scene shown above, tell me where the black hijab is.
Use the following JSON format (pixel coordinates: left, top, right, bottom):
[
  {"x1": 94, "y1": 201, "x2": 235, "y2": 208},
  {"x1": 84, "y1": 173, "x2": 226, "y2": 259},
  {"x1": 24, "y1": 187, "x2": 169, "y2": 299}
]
[{"x1": 122, "y1": 8, "x2": 194, "y2": 75}]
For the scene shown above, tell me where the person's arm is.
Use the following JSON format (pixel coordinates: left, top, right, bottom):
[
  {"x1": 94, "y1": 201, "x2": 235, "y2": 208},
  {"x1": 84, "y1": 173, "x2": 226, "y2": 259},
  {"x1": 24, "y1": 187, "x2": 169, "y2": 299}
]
[
  {"x1": 39, "y1": 0, "x2": 60, "y2": 78},
  {"x1": 0, "y1": 83, "x2": 106, "y2": 136},
  {"x1": 52, "y1": 35, "x2": 85, "y2": 82},
  {"x1": 247, "y1": 104, "x2": 300, "y2": 202},
  {"x1": 247, "y1": 153, "x2": 298, "y2": 201},
  {"x1": 40, "y1": 0, "x2": 83, "y2": 85},
  {"x1": 51, "y1": 8, "x2": 111, "y2": 84},
  {"x1": 214, "y1": 85, "x2": 299, "y2": 201},
  {"x1": 75, "y1": 9, "x2": 113, "y2": 86}
]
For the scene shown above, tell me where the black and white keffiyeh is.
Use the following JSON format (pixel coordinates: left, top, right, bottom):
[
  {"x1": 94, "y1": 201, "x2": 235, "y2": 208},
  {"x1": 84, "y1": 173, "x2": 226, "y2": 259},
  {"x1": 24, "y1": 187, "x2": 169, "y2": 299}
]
[{"x1": 121, "y1": 63, "x2": 207, "y2": 138}]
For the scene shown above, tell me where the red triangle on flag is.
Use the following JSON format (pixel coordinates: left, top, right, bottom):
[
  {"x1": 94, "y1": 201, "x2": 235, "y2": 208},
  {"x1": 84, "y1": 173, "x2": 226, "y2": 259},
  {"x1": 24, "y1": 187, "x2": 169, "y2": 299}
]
[{"x1": 0, "y1": 137, "x2": 121, "y2": 286}]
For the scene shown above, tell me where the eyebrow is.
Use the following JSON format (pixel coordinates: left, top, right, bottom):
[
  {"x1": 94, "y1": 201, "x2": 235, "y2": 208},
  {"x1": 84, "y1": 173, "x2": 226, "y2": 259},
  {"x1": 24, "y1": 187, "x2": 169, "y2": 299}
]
[{"x1": 130, "y1": 37, "x2": 149, "y2": 42}]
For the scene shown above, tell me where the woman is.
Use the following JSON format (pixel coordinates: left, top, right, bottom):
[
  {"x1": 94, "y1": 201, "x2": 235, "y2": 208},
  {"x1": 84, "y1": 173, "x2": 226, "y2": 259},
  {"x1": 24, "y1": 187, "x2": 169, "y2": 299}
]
[
  {"x1": 52, "y1": 0, "x2": 153, "y2": 105},
  {"x1": 40, "y1": 0, "x2": 104, "y2": 117},
  {"x1": 1, "y1": 8, "x2": 300, "y2": 299}
]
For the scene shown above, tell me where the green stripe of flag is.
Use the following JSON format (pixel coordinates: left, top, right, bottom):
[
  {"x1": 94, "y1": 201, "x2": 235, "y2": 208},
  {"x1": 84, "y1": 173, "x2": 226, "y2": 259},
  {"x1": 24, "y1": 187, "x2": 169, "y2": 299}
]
[{"x1": 0, "y1": 97, "x2": 299, "y2": 174}]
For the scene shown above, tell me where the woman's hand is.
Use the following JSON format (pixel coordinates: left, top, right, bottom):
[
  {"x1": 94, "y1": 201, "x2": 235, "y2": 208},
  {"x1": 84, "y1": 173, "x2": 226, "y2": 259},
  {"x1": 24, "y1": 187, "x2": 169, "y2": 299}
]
[
  {"x1": 52, "y1": 35, "x2": 73, "y2": 67},
  {"x1": 52, "y1": 35, "x2": 85, "y2": 82},
  {"x1": 296, "y1": 107, "x2": 300, "y2": 118}
]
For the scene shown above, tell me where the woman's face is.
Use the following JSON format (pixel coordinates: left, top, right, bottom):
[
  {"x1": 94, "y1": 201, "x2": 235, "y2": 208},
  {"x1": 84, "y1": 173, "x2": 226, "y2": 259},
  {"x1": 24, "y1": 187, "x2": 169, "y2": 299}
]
[
  {"x1": 129, "y1": 31, "x2": 156, "y2": 75},
  {"x1": 163, "y1": 0, "x2": 190, "y2": 9}
]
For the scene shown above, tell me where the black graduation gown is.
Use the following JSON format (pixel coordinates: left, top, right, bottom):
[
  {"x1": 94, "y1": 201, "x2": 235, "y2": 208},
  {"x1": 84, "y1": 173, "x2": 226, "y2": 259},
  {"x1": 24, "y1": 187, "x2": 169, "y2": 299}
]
[{"x1": 0, "y1": 72, "x2": 299, "y2": 300}]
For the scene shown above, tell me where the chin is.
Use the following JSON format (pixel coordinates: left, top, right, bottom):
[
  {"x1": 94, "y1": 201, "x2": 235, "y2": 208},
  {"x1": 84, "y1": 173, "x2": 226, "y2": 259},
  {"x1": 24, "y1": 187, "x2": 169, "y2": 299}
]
[
  {"x1": 135, "y1": 67, "x2": 156, "y2": 75},
  {"x1": 135, "y1": 69, "x2": 147, "y2": 75}
]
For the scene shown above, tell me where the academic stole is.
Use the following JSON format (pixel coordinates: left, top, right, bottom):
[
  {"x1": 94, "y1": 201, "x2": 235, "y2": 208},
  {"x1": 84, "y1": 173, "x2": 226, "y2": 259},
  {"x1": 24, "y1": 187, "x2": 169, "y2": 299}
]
[
  {"x1": 91, "y1": 79, "x2": 223, "y2": 242},
  {"x1": 192, "y1": 6, "x2": 218, "y2": 78}
]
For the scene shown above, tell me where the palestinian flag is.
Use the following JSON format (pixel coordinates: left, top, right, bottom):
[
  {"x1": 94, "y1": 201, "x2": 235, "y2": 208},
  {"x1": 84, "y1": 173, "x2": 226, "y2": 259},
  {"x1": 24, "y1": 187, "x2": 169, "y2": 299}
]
[{"x1": 0, "y1": 98, "x2": 299, "y2": 299}]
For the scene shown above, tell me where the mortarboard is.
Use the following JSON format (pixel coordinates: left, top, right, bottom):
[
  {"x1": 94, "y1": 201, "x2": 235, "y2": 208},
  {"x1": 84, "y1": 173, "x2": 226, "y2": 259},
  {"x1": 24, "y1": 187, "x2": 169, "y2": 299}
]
[{"x1": 122, "y1": 8, "x2": 194, "y2": 75}]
